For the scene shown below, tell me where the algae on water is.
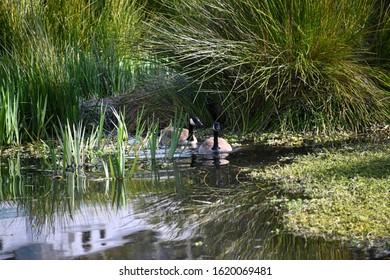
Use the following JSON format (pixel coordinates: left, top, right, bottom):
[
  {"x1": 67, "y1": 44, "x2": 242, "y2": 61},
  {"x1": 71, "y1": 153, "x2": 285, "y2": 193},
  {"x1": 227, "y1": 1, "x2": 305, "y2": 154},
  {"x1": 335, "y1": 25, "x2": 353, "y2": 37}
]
[{"x1": 255, "y1": 143, "x2": 390, "y2": 241}]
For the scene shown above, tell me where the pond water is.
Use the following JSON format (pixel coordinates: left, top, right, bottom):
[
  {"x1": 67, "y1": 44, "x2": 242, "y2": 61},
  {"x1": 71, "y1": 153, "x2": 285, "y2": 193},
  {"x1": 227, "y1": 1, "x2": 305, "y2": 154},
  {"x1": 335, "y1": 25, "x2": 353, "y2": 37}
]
[{"x1": 0, "y1": 143, "x2": 377, "y2": 260}]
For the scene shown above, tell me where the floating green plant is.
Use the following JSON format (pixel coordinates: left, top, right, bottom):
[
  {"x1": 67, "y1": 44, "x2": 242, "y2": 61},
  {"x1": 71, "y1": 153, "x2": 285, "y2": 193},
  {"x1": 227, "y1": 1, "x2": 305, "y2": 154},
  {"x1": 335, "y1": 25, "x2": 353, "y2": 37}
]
[{"x1": 256, "y1": 143, "x2": 390, "y2": 242}]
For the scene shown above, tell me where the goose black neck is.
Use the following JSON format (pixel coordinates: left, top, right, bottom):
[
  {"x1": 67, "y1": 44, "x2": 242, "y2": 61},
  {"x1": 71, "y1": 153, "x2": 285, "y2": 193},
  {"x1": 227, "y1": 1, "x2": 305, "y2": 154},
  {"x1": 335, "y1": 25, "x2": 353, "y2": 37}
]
[
  {"x1": 212, "y1": 129, "x2": 220, "y2": 151},
  {"x1": 186, "y1": 123, "x2": 195, "y2": 141}
]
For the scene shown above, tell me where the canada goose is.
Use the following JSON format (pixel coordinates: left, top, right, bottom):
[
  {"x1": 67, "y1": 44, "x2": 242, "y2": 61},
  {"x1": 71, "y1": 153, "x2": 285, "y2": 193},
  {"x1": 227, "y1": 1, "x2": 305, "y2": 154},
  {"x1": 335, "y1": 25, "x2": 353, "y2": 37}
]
[
  {"x1": 158, "y1": 116, "x2": 203, "y2": 147},
  {"x1": 198, "y1": 122, "x2": 232, "y2": 154}
]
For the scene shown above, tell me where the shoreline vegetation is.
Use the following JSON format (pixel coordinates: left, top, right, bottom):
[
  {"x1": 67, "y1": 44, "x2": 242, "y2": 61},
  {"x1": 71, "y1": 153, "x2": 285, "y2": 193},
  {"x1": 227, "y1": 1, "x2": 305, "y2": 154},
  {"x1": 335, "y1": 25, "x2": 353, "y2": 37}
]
[
  {"x1": 0, "y1": 0, "x2": 388, "y2": 145},
  {"x1": 0, "y1": 0, "x2": 389, "y2": 254}
]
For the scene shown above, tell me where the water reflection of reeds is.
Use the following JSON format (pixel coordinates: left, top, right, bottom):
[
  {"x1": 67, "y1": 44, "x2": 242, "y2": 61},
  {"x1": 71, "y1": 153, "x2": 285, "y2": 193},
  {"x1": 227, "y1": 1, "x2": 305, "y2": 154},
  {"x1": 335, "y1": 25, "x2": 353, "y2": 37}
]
[
  {"x1": 0, "y1": 149, "x2": 368, "y2": 260},
  {"x1": 0, "y1": 154, "x2": 189, "y2": 233},
  {"x1": 188, "y1": 186, "x2": 354, "y2": 260}
]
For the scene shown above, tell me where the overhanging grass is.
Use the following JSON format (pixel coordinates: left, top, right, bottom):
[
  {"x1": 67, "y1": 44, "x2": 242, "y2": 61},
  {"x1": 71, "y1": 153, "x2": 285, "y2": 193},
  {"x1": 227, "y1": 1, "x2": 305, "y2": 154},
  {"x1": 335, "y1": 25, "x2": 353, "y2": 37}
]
[
  {"x1": 370, "y1": 1, "x2": 390, "y2": 68},
  {"x1": 147, "y1": 0, "x2": 390, "y2": 132},
  {"x1": 255, "y1": 143, "x2": 390, "y2": 241}
]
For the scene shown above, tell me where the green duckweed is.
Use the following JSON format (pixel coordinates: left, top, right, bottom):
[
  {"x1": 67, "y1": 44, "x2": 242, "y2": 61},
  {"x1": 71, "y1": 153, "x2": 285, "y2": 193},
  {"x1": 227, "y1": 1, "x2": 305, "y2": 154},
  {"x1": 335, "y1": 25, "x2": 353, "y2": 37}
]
[{"x1": 255, "y1": 143, "x2": 390, "y2": 241}]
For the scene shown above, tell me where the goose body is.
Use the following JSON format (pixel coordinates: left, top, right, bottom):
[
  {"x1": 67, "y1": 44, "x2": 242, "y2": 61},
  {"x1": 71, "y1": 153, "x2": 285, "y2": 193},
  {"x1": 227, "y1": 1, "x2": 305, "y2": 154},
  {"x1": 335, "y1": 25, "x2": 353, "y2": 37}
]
[
  {"x1": 159, "y1": 116, "x2": 203, "y2": 147},
  {"x1": 198, "y1": 122, "x2": 232, "y2": 154}
]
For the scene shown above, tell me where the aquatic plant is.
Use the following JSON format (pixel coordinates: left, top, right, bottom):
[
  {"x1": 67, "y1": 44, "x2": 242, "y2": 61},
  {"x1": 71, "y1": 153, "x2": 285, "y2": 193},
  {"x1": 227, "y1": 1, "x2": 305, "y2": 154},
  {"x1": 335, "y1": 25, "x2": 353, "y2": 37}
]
[
  {"x1": 111, "y1": 180, "x2": 127, "y2": 207},
  {"x1": 45, "y1": 140, "x2": 59, "y2": 175},
  {"x1": 147, "y1": 0, "x2": 390, "y2": 132},
  {"x1": 128, "y1": 107, "x2": 150, "y2": 177},
  {"x1": 109, "y1": 109, "x2": 128, "y2": 180},
  {"x1": 148, "y1": 115, "x2": 160, "y2": 161},
  {"x1": 256, "y1": 143, "x2": 390, "y2": 241},
  {"x1": 96, "y1": 104, "x2": 108, "y2": 152},
  {"x1": 55, "y1": 119, "x2": 103, "y2": 171},
  {"x1": 0, "y1": 87, "x2": 20, "y2": 145},
  {"x1": 166, "y1": 109, "x2": 187, "y2": 159}
]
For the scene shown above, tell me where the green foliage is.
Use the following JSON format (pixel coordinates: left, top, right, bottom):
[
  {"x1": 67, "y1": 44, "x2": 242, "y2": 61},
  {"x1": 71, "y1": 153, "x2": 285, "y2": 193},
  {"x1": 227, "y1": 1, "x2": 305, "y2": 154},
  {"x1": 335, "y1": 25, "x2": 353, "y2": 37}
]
[
  {"x1": 148, "y1": 115, "x2": 160, "y2": 161},
  {"x1": 55, "y1": 119, "x2": 102, "y2": 171},
  {"x1": 0, "y1": 0, "x2": 389, "y2": 147},
  {"x1": 167, "y1": 109, "x2": 186, "y2": 159},
  {"x1": 369, "y1": 0, "x2": 390, "y2": 68},
  {"x1": 147, "y1": 0, "x2": 390, "y2": 132},
  {"x1": 109, "y1": 109, "x2": 128, "y2": 180},
  {"x1": 0, "y1": 86, "x2": 20, "y2": 145},
  {"x1": 0, "y1": 0, "x2": 149, "y2": 144}
]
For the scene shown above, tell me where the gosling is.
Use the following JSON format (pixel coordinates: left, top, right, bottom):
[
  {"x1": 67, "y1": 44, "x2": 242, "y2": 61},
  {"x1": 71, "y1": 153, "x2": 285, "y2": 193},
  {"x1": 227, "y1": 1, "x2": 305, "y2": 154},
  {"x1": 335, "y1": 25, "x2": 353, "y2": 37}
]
[
  {"x1": 159, "y1": 116, "x2": 203, "y2": 147},
  {"x1": 198, "y1": 122, "x2": 232, "y2": 154}
]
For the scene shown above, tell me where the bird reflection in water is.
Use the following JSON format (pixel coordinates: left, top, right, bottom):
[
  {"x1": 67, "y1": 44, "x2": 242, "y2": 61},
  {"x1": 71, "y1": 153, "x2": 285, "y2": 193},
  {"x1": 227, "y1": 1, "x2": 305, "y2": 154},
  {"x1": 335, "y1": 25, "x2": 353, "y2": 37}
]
[{"x1": 191, "y1": 154, "x2": 230, "y2": 187}]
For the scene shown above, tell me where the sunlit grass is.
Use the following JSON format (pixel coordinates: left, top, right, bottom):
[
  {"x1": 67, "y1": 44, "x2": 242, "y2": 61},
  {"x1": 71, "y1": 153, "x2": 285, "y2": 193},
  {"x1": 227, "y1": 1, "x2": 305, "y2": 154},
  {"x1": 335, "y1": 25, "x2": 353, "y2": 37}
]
[
  {"x1": 0, "y1": 87, "x2": 20, "y2": 145},
  {"x1": 0, "y1": 0, "x2": 151, "y2": 144}
]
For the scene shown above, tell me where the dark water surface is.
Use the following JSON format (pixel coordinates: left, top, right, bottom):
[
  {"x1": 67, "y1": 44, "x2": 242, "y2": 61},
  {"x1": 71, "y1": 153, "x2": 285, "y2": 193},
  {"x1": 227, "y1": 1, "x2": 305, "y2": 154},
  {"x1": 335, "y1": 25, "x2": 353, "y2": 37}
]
[{"x1": 0, "y1": 143, "x2": 375, "y2": 260}]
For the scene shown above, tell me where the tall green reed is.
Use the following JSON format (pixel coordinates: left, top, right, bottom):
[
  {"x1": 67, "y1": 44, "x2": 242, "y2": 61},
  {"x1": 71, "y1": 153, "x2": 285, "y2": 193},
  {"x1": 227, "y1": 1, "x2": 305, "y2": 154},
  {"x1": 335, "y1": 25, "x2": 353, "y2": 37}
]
[
  {"x1": 148, "y1": 115, "x2": 160, "y2": 161},
  {"x1": 96, "y1": 103, "x2": 108, "y2": 152},
  {"x1": 55, "y1": 119, "x2": 104, "y2": 172},
  {"x1": 128, "y1": 107, "x2": 149, "y2": 176},
  {"x1": 0, "y1": 0, "x2": 150, "y2": 145},
  {"x1": 108, "y1": 107, "x2": 149, "y2": 180},
  {"x1": 109, "y1": 108, "x2": 128, "y2": 180},
  {"x1": 167, "y1": 109, "x2": 186, "y2": 159},
  {"x1": 111, "y1": 180, "x2": 127, "y2": 207},
  {"x1": 0, "y1": 87, "x2": 20, "y2": 145}
]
